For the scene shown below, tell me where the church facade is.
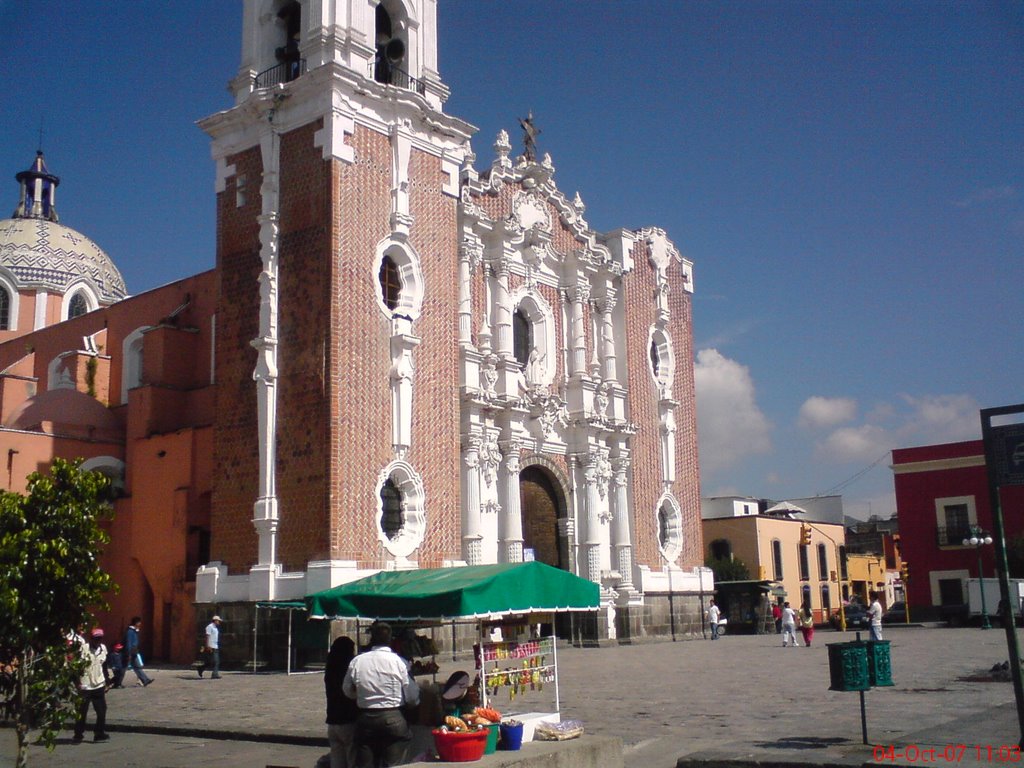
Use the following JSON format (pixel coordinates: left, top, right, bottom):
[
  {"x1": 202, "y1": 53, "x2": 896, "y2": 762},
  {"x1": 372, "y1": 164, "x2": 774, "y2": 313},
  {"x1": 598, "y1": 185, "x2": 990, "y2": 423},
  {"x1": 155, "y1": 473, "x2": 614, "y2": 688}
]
[{"x1": 0, "y1": 0, "x2": 707, "y2": 661}]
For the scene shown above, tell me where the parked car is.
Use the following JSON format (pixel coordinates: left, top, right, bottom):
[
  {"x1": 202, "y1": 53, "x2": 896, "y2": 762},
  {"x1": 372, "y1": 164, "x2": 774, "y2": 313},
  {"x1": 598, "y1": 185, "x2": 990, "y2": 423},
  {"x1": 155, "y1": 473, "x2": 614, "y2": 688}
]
[
  {"x1": 831, "y1": 602, "x2": 871, "y2": 629},
  {"x1": 883, "y1": 601, "x2": 906, "y2": 624}
]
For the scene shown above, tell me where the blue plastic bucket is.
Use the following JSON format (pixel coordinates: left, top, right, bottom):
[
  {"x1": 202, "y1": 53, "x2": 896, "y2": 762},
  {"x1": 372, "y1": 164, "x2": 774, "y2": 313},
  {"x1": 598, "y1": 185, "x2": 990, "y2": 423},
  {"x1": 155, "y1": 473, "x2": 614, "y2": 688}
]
[{"x1": 499, "y1": 722, "x2": 524, "y2": 751}]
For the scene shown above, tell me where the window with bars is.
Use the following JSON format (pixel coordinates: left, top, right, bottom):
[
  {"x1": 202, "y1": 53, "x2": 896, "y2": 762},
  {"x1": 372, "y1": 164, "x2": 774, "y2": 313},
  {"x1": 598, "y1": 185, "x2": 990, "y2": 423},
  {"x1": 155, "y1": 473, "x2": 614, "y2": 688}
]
[
  {"x1": 817, "y1": 543, "x2": 828, "y2": 580},
  {"x1": 0, "y1": 287, "x2": 9, "y2": 330},
  {"x1": 513, "y1": 308, "x2": 531, "y2": 368},
  {"x1": 772, "y1": 539, "x2": 783, "y2": 580},
  {"x1": 798, "y1": 544, "x2": 810, "y2": 581},
  {"x1": 68, "y1": 292, "x2": 89, "y2": 319},
  {"x1": 380, "y1": 477, "x2": 404, "y2": 541},
  {"x1": 379, "y1": 255, "x2": 401, "y2": 312}
]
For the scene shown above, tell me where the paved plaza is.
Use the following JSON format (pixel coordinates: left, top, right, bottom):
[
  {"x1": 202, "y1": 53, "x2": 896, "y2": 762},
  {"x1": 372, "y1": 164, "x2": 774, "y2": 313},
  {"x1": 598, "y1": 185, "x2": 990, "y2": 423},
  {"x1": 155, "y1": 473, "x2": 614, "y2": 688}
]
[{"x1": 3, "y1": 625, "x2": 1023, "y2": 767}]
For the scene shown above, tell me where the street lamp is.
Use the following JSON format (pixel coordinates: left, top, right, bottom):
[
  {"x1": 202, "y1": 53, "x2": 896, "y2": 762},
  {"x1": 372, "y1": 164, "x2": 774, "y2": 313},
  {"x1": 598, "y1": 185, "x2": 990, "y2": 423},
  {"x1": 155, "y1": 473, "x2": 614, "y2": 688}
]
[{"x1": 963, "y1": 527, "x2": 994, "y2": 630}]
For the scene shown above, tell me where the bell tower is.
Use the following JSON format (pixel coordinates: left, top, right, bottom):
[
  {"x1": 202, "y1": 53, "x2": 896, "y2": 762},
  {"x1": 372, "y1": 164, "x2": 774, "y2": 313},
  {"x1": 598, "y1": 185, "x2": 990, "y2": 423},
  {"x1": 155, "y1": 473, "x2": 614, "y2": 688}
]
[{"x1": 197, "y1": 0, "x2": 475, "y2": 604}]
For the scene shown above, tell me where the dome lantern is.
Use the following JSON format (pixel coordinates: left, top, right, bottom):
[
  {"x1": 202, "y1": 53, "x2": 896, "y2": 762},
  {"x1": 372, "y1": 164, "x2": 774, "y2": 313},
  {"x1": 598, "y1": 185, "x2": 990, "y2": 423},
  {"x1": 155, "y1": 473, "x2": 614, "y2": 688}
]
[{"x1": 13, "y1": 151, "x2": 60, "y2": 222}]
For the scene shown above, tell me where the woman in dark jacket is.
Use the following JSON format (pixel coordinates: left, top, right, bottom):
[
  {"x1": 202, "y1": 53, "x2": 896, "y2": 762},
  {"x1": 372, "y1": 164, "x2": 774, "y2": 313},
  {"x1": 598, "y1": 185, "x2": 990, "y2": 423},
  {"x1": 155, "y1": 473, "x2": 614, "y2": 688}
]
[{"x1": 325, "y1": 636, "x2": 358, "y2": 768}]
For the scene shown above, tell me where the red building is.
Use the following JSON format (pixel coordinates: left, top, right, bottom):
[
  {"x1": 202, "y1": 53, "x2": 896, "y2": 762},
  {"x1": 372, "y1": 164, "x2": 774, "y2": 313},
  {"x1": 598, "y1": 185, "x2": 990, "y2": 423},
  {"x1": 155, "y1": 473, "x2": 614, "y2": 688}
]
[{"x1": 892, "y1": 440, "x2": 1024, "y2": 620}]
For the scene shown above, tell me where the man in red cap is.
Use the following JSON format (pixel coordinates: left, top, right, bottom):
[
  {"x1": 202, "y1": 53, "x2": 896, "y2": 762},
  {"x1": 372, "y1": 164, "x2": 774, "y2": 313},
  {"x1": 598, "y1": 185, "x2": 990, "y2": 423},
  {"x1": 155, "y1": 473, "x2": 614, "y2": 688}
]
[{"x1": 73, "y1": 628, "x2": 111, "y2": 743}]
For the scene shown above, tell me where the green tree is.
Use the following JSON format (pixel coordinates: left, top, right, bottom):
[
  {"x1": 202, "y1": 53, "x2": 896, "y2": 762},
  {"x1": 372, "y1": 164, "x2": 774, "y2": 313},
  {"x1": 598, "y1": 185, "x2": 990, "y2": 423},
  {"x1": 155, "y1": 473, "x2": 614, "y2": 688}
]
[
  {"x1": 0, "y1": 459, "x2": 115, "y2": 768},
  {"x1": 706, "y1": 555, "x2": 751, "y2": 583}
]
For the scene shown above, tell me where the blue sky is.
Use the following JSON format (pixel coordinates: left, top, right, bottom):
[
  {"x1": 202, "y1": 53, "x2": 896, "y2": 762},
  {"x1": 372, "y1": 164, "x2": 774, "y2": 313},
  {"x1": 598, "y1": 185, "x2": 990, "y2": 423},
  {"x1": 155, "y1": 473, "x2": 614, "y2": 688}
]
[{"x1": 2, "y1": 2, "x2": 1021, "y2": 520}]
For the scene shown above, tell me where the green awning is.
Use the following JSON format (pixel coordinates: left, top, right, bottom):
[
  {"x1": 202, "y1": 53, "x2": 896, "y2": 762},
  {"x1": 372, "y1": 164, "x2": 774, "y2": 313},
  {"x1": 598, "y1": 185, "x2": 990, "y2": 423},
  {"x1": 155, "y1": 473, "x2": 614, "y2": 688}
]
[
  {"x1": 305, "y1": 561, "x2": 600, "y2": 621},
  {"x1": 256, "y1": 600, "x2": 307, "y2": 610}
]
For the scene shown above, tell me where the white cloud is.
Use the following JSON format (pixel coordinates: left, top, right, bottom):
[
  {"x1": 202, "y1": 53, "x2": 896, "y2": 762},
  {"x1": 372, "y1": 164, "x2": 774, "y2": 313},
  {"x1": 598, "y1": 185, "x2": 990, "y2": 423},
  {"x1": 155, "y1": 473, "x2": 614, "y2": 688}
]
[
  {"x1": 955, "y1": 184, "x2": 1016, "y2": 208},
  {"x1": 820, "y1": 424, "x2": 891, "y2": 463},
  {"x1": 694, "y1": 348, "x2": 772, "y2": 474},
  {"x1": 798, "y1": 396, "x2": 857, "y2": 429},
  {"x1": 815, "y1": 392, "x2": 982, "y2": 464},
  {"x1": 899, "y1": 393, "x2": 981, "y2": 444}
]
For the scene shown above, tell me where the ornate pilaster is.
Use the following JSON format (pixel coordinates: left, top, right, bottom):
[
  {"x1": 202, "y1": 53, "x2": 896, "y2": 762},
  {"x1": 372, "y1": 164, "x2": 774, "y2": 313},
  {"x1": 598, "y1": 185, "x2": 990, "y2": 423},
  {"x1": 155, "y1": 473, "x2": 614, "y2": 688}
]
[
  {"x1": 582, "y1": 447, "x2": 611, "y2": 584},
  {"x1": 611, "y1": 455, "x2": 634, "y2": 590},
  {"x1": 598, "y1": 295, "x2": 618, "y2": 385},
  {"x1": 461, "y1": 436, "x2": 483, "y2": 565},
  {"x1": 458, "y1": 236, "x2": 482, "y2": 346},
  {"x1": 251, "y1": 130, "x2": 281, "y2": 577},
  {"x1": 569, "y1": 279, "x2": 590, "y2": 377},
  {"x1": 493, "y1": 256, "x2": 513, "y2": 358},
  {"x1": 497, "y1": 441, "x2": 523, "y2": 563}
]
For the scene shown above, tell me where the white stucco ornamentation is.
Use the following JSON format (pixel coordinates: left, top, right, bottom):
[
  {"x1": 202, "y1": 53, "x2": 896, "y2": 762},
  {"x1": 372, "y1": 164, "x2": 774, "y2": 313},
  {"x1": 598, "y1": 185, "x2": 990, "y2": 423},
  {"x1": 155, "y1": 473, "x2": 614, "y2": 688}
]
[{"x1": 375, "y1": 460, "x2": 427, "y2": 560}]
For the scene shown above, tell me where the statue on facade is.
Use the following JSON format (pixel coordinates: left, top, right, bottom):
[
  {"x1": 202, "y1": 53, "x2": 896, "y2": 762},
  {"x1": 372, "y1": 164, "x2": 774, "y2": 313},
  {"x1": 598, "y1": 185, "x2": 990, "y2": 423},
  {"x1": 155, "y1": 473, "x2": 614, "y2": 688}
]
[{"x1": 518, "y1": 111, "x2": 540, "y2": 162}]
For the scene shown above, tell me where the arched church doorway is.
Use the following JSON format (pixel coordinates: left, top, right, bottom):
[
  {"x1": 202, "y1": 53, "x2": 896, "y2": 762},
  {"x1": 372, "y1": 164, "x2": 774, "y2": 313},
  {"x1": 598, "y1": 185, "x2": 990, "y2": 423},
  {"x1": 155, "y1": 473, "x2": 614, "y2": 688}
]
[{"x1": 518, "y1": 465, "x2": 566, "y2": 570}]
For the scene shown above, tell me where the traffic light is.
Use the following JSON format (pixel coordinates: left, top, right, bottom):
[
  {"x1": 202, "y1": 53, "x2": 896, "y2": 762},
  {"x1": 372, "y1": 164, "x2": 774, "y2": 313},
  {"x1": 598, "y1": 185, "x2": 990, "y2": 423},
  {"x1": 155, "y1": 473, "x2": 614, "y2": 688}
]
[
  {"x1": 800, "y1": 524, "x2": 812, "y2": 547},
  {"x1": 900, "y1": 562, "x2": 909, "y2": 582},
  {"x1": 892, "y1": 533, "x2": 901, "y2": 554}
]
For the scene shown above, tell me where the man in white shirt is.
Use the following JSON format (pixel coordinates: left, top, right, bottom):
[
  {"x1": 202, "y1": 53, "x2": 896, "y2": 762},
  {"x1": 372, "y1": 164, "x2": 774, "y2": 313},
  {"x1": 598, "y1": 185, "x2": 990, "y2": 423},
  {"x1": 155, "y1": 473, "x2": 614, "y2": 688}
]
[
  {"x1": 781, "y1": 601, "x2": 799, "y2": 647},
  {"x1": 707, "y1": 599, "x2": 722, "y2": 640},
  {"x1": 868, "y1": 592, "x2": 884, "y2": 641},
  {"x1": 343, "y1": 622, "x2": 420, "y2": 768},
  {"x1": 198, "y1": 615, "x2": 222, "y2": 679},
  {"x1": 73, "y1": 628, "x2": 111, "y2": 743}
]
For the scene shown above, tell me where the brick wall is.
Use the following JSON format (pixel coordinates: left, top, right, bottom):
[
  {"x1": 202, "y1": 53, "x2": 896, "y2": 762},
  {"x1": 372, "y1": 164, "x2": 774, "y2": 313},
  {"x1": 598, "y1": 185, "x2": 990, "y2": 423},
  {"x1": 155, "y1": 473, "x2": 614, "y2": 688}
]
[
  {"x1": 275, "y1": 120, "x2": 331, "y2": 570},
  {"x1": 211, "y1": 144, "x2": 262, "y2": 573}
]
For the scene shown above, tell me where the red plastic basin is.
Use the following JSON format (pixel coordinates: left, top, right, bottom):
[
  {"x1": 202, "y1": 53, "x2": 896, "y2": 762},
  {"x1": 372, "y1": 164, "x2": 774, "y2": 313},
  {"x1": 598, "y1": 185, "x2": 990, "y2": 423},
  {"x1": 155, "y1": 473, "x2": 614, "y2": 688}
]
[{"x1": 433, "y1": 728, "x2": 489, "y2": 762}]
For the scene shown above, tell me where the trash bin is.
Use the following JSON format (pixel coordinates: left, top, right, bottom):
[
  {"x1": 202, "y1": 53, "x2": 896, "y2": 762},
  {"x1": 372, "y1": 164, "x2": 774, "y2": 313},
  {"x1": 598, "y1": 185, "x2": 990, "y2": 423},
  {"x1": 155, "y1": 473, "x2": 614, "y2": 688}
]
[
  {"x1": 827, "y1": 641, "x2": 870, "y2": 691},
  {"x1": 866, "y1": 640, "x2": 894, "y2": 687}
]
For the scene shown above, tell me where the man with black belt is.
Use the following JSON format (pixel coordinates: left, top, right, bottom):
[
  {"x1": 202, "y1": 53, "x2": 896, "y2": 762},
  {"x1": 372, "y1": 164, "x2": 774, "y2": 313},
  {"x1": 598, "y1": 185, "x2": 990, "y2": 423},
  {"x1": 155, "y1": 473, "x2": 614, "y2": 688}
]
[{"x1": 342, "y1": 622, "x2": 420, "y2": 768}]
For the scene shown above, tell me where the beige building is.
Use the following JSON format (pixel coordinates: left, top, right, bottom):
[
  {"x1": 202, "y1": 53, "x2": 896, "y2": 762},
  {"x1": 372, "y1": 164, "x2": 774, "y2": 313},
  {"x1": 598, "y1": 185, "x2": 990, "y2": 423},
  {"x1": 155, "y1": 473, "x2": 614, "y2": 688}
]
[
  {"x1": 704, "y1": 515, "x2": 846, "y2": 623},
  {"x1": 845, "y1": 552, "x2": 896, "y2": 608}
]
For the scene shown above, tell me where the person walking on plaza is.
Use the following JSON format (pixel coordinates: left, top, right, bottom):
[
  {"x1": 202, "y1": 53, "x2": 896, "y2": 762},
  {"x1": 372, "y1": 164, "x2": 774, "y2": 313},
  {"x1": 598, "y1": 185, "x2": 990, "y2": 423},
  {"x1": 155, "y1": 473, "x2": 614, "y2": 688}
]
[
  {"x1": 107, "y1": 642, "x2": 126, "y2": 688},
  {"x1": 781, "y1": 601, "x2": 799, "y2": 647},
  {"x1": 123, "y1": 616, "x2": 153, "y2": 687},
  {"x1": 706, "y1": 599, "x2": 722, "y2": 640},
  {"x1": 198, "y1": 615, "x2": 223, "y2": 679},
  {"x1": 325, "y1": 635, "x2": 359, "y2": 768},
  {"x1": 798, "y1": 604, "x2": 815, "y2": 647},
  {"x1": 343, "y1": 622, "x2": 420, "y2": 768},
  {"x1": 73, "y1": 629, "x2": 111, "y2": 743},
  {"x1": 868, "y1": 592, "x2": 884, "y2": 641},
  {"x1": 772, "y1": 602, "x2": 782, "y2": 634}
]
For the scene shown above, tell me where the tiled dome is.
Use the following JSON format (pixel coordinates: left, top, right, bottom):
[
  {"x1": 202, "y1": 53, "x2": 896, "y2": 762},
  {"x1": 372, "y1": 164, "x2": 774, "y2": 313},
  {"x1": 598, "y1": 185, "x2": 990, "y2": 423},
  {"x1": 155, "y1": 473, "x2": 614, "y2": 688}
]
[
  {"x1": 0, "y1": 151, "x2": 126, "y2": 304},
  {"x1": 0, "y1": 217, "x2": 126, "y2": 302}
]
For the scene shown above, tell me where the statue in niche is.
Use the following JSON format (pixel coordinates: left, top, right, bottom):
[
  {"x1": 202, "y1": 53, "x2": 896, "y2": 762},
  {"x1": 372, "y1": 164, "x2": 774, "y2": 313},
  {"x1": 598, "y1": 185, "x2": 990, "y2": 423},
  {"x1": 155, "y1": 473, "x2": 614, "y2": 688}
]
[
  {"x1": 525, "y1": 346, "x2": 546, "y2": 388},
  {"x1": 518, "y1": 111, "x2": 540, "y2": 162}
]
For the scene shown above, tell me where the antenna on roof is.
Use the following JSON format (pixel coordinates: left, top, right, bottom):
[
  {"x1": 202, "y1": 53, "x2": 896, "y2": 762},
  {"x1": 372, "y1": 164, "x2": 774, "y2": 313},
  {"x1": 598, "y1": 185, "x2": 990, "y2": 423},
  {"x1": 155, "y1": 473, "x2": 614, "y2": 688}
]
[{"x1": 38, "y1": 117, "x2": 45, "y2": 154}]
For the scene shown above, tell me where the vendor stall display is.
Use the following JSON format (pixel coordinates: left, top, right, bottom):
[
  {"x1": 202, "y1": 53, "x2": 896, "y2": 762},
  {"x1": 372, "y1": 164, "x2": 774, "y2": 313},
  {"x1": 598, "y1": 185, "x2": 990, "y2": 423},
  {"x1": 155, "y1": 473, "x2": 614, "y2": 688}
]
[{"x1": 305, "y1": 561, "x2": 599, "y2": 748}]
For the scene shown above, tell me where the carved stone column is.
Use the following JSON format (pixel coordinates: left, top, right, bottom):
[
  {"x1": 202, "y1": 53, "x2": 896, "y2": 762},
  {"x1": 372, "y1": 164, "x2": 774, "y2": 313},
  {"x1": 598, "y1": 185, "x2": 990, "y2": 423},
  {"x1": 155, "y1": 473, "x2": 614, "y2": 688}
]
[
  {"x1": 569, "y1": 279, "x2": 589, "y2": 376},
  {"x1": 582, "y1": 448, "x2": 611, "y2": 584},
  {"x1": 610, "y1": 455, "x2": 634, "y2": 590},
  {"x1": 494, "y1": 257, "x2": 512, "y2": 358},
  {"x1": 461, "y1": 436, "x2": 483, "y2": 565},
  {"x1": 389, "y1": 318, "x2": 421, "y2": 458},
  {"x1": 252, "y1": 131, "x2": 281, "y2": 582},
  {"x1": 599, "y1": 295, "x2": 618, "y2": 385},
  {"x1": 497, "y1": 442, "x2": 523, "y2": 563},
  {"x1": 458, "y1": 237, "x2": 482, "y2": 347}
]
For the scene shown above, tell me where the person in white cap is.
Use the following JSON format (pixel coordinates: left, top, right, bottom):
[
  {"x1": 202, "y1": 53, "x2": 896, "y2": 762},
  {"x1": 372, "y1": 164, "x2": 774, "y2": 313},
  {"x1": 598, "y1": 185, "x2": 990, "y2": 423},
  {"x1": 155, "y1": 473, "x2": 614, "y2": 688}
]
[
  {"x1": 73, "y1": 628, "x2": 111, "y2": 743},
  {"x1": 198, "y1": 615, "x2": 223, "y2": 679}
]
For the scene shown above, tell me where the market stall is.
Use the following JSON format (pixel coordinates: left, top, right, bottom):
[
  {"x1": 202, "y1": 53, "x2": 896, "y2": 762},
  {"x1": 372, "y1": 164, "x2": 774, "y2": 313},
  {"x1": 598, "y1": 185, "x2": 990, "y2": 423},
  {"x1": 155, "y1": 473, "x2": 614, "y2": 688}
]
[{"x1": 305, "y1": 561, "x2": 599, "y2": 745}]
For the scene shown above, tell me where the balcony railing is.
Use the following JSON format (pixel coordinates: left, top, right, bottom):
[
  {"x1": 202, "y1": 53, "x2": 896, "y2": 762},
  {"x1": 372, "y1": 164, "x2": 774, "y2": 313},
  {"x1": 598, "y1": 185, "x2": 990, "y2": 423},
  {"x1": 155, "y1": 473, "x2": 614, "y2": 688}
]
[
  {"x1": 368, "y1": 61, "x2": 426, "y2": 96},
  {"x1": 253, "y1": 59, "x2": 307, "y2": 89},
  {"x1": 936, "y1": 525, "x2": 973, "y2": 547}
]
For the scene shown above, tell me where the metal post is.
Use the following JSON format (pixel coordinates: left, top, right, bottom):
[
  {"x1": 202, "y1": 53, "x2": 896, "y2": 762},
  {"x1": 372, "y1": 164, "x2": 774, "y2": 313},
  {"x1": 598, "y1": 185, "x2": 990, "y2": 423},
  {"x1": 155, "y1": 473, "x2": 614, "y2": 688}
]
[
  {"x1": 981, "y1": 405, "x2": 1024, "y2": 748},
  {"x1": 978, "y1": 546, "x2": 992, "y2": 630}
]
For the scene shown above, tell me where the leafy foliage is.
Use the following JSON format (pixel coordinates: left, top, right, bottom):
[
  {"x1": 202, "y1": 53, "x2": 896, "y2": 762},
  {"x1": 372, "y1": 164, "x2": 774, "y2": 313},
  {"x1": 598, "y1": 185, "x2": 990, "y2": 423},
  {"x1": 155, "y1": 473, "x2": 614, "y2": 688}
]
[
  {"x1": 0, "y1": 459, "x2": 115, "y2": 767},
  {"x1": 705, "y1": 555, "x2": 751, "y2": 583}
]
